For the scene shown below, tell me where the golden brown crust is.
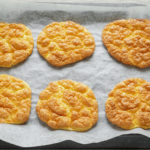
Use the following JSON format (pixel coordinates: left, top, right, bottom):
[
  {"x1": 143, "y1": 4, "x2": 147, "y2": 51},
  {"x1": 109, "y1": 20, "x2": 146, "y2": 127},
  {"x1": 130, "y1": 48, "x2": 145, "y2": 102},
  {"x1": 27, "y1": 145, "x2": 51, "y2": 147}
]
[
  {"x1": 102, "y1": 19, "x2": 150, "y2": 68},
  {"x1": 0, "y1": 74, "x2": 31, "y2": 124},
  {"x1": 37, "y1": 21, "x2": 95, "y2": 67},
  {"x1": 0, "y1": 23, "x2": 34, "y2": 67},
  {"x1": 105, "y1": 78, "x2": 150, "y2": 129},
  {"x1": 36, "y1": 80, "x2": 98, "y2": 131}
]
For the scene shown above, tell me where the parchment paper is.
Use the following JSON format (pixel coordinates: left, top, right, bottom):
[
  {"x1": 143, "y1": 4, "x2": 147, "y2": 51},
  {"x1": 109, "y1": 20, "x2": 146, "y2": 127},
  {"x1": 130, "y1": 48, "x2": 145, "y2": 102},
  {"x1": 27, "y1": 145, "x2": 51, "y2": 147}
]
[{"x1": 0, "y1": 0, "x2": 150, "y2": 147}]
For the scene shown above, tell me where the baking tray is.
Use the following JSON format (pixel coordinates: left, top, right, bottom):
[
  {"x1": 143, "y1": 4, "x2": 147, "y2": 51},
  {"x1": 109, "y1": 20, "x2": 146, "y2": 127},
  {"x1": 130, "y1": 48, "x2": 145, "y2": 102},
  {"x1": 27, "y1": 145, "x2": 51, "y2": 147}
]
[{"x1": 0, "y1": 0, "x2": 150, "y2": 148}]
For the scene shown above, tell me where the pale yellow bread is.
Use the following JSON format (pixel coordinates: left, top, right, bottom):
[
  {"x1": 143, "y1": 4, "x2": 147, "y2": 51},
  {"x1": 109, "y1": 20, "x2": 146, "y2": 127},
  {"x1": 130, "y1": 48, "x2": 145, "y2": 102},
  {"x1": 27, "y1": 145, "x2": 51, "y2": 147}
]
[
  {"x1": 0, "y1": 74, "x2": 31, "y2": 124},
  {"x1": 0, "y1": 23, "x2": 34, "y2": 67},
  {"x1": 37, "y1": 21, "x2": 95, "y2": 67},
  {"x1": 102, "y1": 19, "x2": 150, "y2": 68},
  {"x1": 105, "y1": 78, "x2": 150, "y2": 129},
  {"x1": 36, "y1": 80, "x2": 98, "y2": 131}
]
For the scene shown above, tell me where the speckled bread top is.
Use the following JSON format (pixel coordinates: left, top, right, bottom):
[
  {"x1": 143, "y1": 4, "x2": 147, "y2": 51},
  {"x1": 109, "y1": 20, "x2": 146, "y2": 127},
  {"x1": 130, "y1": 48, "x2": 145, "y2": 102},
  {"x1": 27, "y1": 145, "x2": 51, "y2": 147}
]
[
  {"x1": 102, "y1": 19, "x2": 150, "y2": 68},
  {"x1": 106, "y1": 78, "x2": 150, "y2": 129},
  {"x1": 0, "y1": 74, "x2": 31, "y2": 124},
  {"x1": 37, "y1": 21, "x2": 95, "y2": 67},
  {"x1": 36, "y1": 80, "x2": 98, "y2": 131},
  {"x1": 0, "y1": 23, "x2": 34, "y2": 67}
]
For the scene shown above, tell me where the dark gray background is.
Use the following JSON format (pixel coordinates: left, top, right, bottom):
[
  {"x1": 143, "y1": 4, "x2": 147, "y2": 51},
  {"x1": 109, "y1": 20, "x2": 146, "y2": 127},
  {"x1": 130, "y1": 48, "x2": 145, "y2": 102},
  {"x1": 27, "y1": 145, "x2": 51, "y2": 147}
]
[{"x1": 0, "y1": 134, "x2": 150, "y2": 149}]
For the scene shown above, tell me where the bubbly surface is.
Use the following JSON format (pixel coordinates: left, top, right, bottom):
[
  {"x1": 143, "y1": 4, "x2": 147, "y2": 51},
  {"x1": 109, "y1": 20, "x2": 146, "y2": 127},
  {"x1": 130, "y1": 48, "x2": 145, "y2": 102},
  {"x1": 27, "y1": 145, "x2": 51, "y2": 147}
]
[
  {"x1": 102, "y1": 19, "x2": 150, "y2": 68},
  {"x1": 0, "y1": 74, "x2": 31, "y2": 124},
  {"x1": 37, "y1": 21, "x2": 95, "y2": 67},
  {"x1": 105, "y1": 78, "x2": 150, "y2": 129},
  {"x1": 0, "y1": 23, "x2": 34, "y2": 67},
  {"x1": 36, "y1": 80, "x2": 98, "y2": 131}
]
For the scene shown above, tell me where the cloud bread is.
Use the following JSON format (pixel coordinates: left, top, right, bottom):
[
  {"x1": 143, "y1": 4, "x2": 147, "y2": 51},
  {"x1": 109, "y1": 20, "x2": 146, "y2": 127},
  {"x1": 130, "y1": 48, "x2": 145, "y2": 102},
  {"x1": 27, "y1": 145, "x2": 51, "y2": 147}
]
[
  {"x1": 105, "y1": 78, "x2": 150, "y2": 129},
  {"x1": 0, "y1": 74, "x2": 31, "y2": 124},
  {"x1": 102, "y1": 19, "x2": 150, "y2": 68},
  {"x1": 0, "y1": 23, "x2": 34, "y2": 67},
  {"x1": 37, "y1": 21, "x2": 95, "y2": 67},
  {"x1": 36, "y1": 80, "x2": 98, "y2": 131}
]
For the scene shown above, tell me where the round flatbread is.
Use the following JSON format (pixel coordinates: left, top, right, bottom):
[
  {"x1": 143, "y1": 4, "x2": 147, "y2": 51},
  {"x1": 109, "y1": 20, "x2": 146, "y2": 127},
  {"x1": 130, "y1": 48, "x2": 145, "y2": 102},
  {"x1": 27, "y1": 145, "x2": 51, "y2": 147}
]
[
  {"x1": 105, "y1": 78, "x2": 150, "y2": 129},
  {"x1": 0, "y1": 74, "x2": 31, "y2": 124},
  {"x1": 36, "y1": 80, "x2": 98, "y2": 131},
  {"x1": 0, "y1": 23, "x2": 34, "y2": 67},
  {"x1": 102, "y1": 19, "x2": 150, "y2": 68},
  {"x1": 37, "y1": 21, "x2": 95, "y2": 67}
]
